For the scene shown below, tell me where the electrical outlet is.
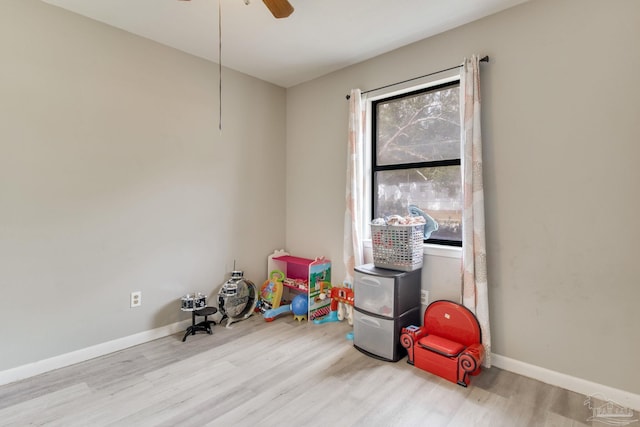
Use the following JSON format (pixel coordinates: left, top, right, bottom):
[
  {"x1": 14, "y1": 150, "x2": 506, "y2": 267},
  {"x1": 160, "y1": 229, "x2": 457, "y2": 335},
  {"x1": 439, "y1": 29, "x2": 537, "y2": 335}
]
[
  {"x1": 420, "y1": 290, "x2": 429, "y2": 305},
  {"x1": 130, "y1": 291, "x2": 142, "y2": 308}
]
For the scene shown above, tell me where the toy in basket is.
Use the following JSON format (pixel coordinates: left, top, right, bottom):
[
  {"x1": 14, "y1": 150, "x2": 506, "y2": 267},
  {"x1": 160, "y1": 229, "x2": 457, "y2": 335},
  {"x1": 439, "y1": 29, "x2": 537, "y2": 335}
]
[
  {"x1": 408, "y1": 205, "x2": 439, "y2": 238},
  {"x1": 371, "y1": 208, "x2": 438, "y2": 272}
]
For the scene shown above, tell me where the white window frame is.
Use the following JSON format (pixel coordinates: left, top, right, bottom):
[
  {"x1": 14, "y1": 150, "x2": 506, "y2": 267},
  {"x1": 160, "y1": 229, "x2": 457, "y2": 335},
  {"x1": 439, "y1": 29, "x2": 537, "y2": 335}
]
[{"x1": 362, "y1": 75, "x2": 463, "y2": 259}]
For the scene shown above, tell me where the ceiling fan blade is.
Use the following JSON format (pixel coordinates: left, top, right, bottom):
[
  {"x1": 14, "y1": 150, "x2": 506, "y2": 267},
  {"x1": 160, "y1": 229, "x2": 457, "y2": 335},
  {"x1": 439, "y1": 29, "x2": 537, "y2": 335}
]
[
  {"x1": 178, "y1": 0, "x2": 293, "y2": 20},
  {"x1": 262, "y1": 0, "x2": 294, "y2": 19}
]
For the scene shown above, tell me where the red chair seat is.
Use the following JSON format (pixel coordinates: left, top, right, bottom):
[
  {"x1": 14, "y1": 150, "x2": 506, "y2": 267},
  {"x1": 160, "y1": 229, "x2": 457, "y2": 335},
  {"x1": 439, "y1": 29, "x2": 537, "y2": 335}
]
[
  {"x1": 400, "y1": 300, "x2": 485, "y2": 387},
  {"x1": 418, "y1": 335, "x2": 465, "y2": 357}
]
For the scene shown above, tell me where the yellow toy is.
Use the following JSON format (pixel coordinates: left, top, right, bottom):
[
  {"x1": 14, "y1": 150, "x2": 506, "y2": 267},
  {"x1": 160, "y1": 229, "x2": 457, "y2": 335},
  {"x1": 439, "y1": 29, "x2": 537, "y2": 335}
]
[{"x1": 259, "y1": 270, "x2": 284, "y2": 312}]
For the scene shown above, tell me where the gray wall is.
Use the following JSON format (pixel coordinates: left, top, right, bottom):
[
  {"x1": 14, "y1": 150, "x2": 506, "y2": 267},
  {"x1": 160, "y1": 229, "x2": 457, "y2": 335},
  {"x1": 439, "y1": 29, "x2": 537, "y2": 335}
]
[
  {"x1": 0, "y1": 0, "x2": 286, "y2": 371},
  {"x1": 285, "y1": 0, "x2": 640, "y2": 394}
]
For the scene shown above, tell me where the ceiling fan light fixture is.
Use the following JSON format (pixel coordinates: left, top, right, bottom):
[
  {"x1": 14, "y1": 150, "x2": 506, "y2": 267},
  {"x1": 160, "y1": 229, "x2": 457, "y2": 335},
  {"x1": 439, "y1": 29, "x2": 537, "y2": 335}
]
[{"x1": 262, "y1": 0, "x2": 294, "y2": 19}]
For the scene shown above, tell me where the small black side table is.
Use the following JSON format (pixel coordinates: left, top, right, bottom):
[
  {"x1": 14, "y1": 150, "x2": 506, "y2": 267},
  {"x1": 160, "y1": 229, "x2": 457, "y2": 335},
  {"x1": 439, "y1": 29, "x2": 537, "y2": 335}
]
[{"x1": 182, "y1": 306, "x2": 218, "y2": 342}]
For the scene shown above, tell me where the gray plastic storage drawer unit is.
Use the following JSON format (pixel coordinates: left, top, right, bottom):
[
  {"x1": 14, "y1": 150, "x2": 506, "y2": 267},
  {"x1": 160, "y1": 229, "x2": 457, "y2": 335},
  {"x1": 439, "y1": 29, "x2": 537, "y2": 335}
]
[{"x1": 353, "y1": 264, "x2": 422, "y2": 362}]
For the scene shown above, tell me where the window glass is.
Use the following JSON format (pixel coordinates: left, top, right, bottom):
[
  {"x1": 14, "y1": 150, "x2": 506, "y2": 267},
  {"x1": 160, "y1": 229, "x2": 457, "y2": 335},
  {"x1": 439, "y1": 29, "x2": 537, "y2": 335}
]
[
  {"x1": 375, "y1": 85, "x2": 460, "y2": 165},
  {"x1": 373, "y1": 166, "x2": 462, "y2": 243}
]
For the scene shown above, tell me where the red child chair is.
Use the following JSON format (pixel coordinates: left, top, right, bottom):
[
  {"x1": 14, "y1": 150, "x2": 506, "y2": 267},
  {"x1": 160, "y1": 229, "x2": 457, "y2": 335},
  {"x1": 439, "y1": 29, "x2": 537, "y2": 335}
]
[{"x1": 400, "y1": 300, "x2": 485, "y2": 387}]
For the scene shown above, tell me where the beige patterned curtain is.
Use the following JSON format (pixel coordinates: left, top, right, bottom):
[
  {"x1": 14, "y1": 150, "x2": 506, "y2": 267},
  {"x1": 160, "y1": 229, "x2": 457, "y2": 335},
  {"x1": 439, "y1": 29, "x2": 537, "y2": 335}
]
[
  {"x1": 460, "y1": 56, "x2": 491, "y2": 366},
  {"x1": 343, "y1": 89, "x2": 366, "y2": 284}
]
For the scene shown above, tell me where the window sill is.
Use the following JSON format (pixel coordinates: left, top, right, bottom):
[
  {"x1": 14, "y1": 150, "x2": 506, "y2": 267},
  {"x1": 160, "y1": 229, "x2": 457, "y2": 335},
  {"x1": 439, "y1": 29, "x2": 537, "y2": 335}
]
[{"x1": 363, "y1": 240, "x2": 462, "y2": 259}]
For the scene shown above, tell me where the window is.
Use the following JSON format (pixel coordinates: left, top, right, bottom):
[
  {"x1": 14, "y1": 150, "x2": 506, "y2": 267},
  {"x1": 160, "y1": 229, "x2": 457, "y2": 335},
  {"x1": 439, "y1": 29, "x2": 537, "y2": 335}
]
[{"x1": 370, "y1": 79, "x2": 462, "y2": 246}]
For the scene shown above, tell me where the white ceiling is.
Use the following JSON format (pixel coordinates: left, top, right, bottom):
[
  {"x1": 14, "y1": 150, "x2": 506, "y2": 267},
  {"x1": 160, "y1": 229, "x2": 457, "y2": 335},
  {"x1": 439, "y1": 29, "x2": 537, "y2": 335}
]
[{"x1": 41, "y1": 0, "x2": 528, "y2": 88}]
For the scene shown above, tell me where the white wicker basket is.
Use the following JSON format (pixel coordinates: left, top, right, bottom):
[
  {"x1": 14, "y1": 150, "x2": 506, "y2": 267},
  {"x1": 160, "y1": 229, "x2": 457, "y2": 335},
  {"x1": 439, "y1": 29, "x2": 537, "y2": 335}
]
[{"x1": 371, "y1": 223, "x2": 424, "y2": 271}]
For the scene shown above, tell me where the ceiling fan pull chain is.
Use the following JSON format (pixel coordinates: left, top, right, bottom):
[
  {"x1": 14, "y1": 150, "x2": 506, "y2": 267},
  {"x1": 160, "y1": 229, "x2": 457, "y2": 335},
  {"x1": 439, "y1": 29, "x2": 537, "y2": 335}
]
[{"x1": 218, "y1": 0, "x2": 222, "y2": 131}]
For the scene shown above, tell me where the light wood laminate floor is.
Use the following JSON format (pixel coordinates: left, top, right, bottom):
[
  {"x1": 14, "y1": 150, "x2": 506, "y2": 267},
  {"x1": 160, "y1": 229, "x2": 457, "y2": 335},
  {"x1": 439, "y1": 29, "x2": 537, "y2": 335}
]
[{"x1": 0, "y1": 315, "x2": 596, "y2": 426}]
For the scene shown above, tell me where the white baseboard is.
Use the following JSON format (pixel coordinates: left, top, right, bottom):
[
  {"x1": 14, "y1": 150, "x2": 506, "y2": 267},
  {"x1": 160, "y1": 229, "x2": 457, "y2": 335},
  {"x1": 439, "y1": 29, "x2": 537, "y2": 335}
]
[
  {"x1": 0, "y1": 319, "x2": 191, "y2": 387},
  {"x1": 492, "y1": 353, "x2": 640, "y2": 412}
]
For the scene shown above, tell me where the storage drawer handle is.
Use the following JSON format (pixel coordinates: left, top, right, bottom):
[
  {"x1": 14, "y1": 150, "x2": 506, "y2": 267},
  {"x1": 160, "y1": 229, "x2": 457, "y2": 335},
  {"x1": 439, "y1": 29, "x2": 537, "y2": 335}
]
[
  {"x1": 359, "y1": 316, "x2": 381, "y2": 328},
  {"x1": 359, "y1": 277, "x2": 382, "y2": 288}
]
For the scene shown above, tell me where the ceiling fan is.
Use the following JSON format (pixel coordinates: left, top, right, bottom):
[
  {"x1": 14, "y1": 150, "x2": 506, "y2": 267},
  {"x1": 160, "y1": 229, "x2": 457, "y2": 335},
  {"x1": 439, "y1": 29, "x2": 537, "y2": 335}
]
[{"x1": 179, "y1": 0, "x2": 294, "y2": 19}]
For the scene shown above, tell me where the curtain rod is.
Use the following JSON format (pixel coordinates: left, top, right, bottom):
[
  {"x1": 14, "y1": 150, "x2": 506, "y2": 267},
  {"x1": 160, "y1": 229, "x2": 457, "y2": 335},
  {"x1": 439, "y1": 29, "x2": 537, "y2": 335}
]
[{"x1": 345, "y1": 55, "x2": 489, "y2": 100}]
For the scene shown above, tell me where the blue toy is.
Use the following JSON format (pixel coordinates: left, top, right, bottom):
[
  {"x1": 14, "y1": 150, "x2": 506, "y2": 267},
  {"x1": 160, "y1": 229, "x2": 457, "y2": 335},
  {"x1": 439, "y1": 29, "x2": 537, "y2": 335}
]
[
  {"x1": 263, "y1": 294, "x2": 308, "y2": 322},
  {"x1": 408, "y1": 204, "x2": 439, "y2": 239},
  {"x1": 313, "y1": 311, "x2": 339, "y2": 324}
]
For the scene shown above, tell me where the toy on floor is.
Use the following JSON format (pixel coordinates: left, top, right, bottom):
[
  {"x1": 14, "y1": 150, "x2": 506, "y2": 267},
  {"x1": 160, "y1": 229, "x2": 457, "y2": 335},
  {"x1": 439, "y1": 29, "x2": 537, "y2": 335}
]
[
  {"x1": 313, "y1": 283, "x2": 354, "y2": 325},
  {"x1": 263, "y1": 294, "x2": 308, "y2": 322},
  {"x1": 259, "y1": 270, "x2": 284, "y2": 314},
  {"x1": 217, "y1": 270, "x2": 258, "y2": 329},
  {"x1": 180, "y1": 293, "x2": 217, "y2": 342}
]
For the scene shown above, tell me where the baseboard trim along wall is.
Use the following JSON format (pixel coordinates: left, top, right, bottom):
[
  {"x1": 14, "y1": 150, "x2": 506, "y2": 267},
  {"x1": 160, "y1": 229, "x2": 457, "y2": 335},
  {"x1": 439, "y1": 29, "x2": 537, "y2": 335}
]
[
  {"x1": 1, "y1": 326, "x2": 638, "y2": 413},
  {"x1": 492, "y1": 354, "x2": 640, "y2": 412},
  {"x1": 0, "y1": 319, "x2": 191, "y2": 387}
]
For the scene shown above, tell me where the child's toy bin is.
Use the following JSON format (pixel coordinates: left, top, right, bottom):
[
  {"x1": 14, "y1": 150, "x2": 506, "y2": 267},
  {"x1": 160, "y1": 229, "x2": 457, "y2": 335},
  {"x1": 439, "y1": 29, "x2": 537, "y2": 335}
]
[{"x1": 371, "y1": 223, "x2": 424, "y2": 271}]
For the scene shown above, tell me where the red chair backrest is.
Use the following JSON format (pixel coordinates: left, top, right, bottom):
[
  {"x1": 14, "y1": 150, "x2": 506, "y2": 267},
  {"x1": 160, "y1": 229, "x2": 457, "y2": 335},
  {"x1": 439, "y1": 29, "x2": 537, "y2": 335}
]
[{"x1": 423, "y1": 301, "x2": 481, "y2": 347}]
